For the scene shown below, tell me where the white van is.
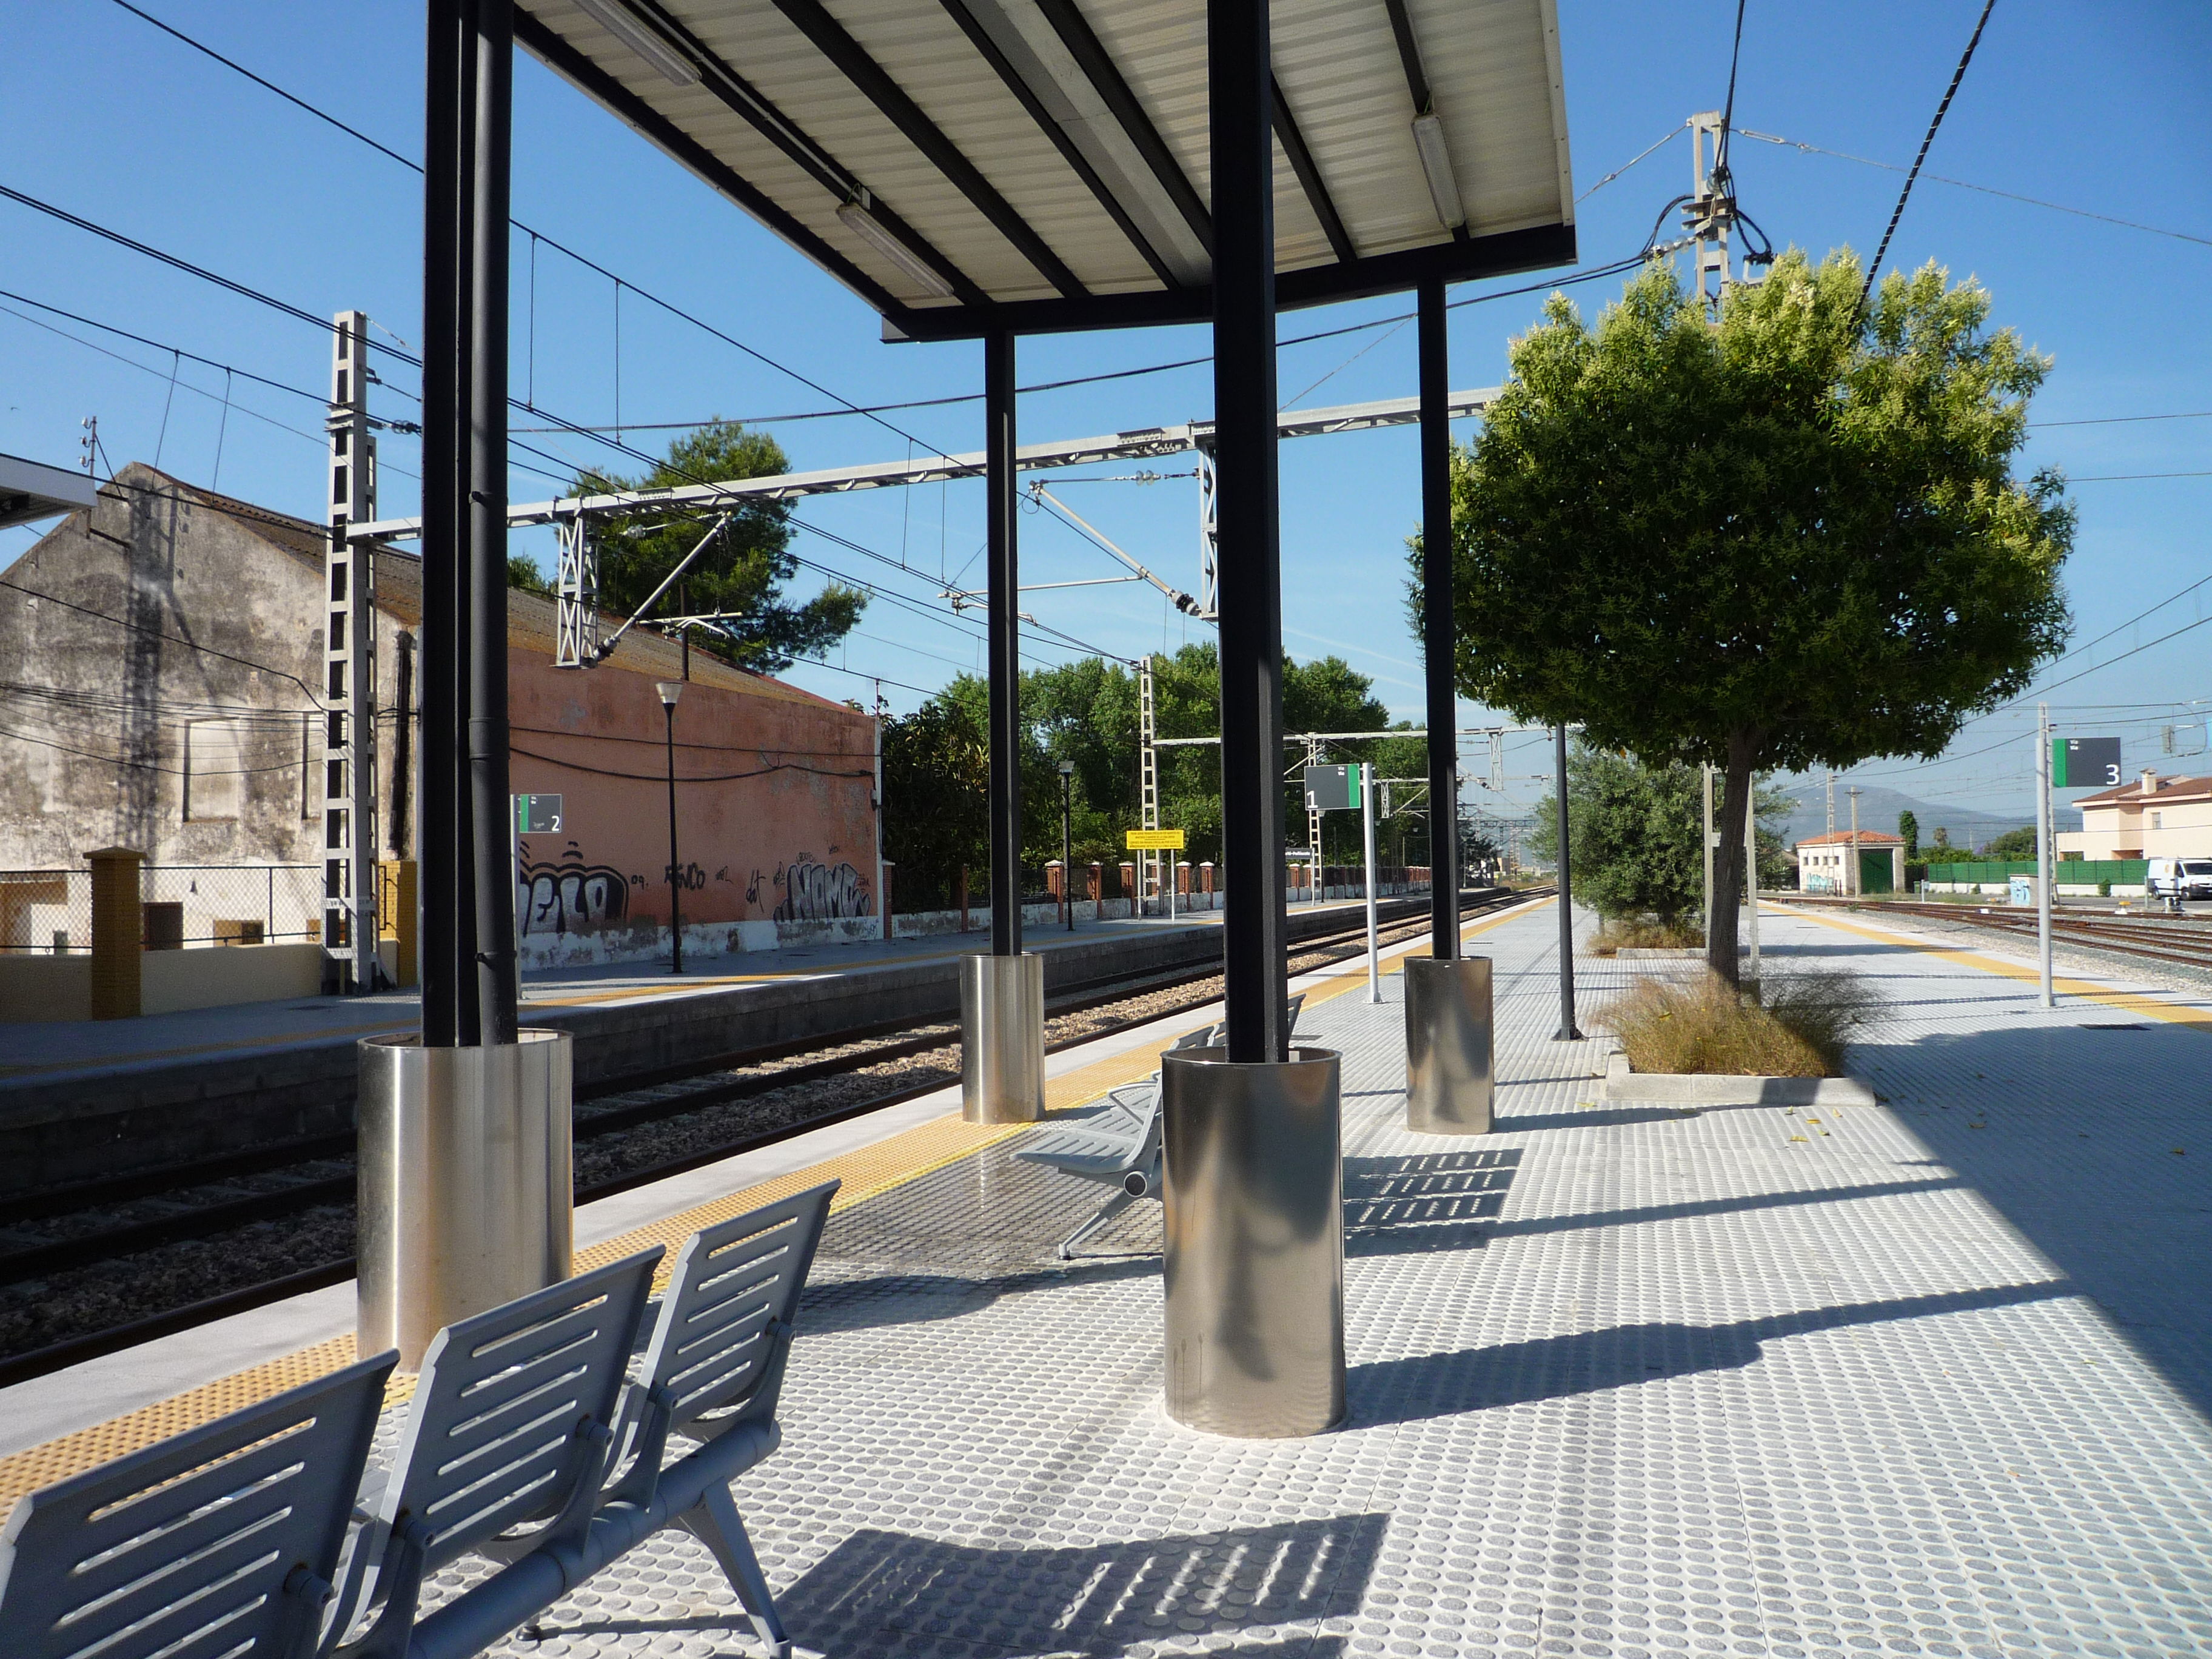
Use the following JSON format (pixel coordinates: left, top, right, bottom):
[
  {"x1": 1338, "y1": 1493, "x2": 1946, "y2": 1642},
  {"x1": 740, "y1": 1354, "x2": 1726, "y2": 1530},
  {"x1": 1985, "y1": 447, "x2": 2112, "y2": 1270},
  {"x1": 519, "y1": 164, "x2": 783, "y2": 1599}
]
[{"x1": 2145, "y1": 858, "x2": 2212, "y2": 901}]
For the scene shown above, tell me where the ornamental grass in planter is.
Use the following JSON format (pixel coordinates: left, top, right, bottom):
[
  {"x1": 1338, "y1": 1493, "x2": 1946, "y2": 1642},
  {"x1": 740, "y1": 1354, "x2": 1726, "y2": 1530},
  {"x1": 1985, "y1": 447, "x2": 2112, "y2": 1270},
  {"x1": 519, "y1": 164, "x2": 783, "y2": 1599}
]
[
  {"x1": 1601, "y1": 968, "x2": 1880, "y2": 1077},
  {"x1": 1587, "y1": 915, "x2": 1704, "y2": 956}
]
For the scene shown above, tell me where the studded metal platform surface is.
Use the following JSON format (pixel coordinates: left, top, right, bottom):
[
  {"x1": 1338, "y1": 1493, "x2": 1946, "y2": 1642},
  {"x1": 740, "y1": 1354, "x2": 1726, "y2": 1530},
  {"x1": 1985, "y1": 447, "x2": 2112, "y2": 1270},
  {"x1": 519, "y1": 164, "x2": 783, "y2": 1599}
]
[{"x1": 355, "y1": 903, "x2": 2208, "y2": 1658}]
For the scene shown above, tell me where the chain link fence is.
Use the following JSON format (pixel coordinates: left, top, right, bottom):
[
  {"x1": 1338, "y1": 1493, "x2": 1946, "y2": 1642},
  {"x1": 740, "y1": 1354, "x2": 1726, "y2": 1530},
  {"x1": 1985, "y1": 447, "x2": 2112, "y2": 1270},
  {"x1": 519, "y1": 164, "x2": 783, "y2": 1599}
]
[{"x1": 0, "y1": 865, "x2": 321, "y2": 952}]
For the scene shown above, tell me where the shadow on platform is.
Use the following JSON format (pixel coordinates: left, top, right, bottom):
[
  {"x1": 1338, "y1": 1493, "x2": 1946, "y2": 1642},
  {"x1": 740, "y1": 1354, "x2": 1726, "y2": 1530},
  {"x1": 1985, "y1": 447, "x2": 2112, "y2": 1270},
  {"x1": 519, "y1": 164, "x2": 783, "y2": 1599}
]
[
  {"x1": 1346, "y1": 1279, "x2": 2068, "y2": 1426},
  {"x1": 1853, "y1": 1021, "x2": 2212, "y2": 1419},
  {"x1": 771, "y1": 1514, "x2": 1385, "y2": 1654}
]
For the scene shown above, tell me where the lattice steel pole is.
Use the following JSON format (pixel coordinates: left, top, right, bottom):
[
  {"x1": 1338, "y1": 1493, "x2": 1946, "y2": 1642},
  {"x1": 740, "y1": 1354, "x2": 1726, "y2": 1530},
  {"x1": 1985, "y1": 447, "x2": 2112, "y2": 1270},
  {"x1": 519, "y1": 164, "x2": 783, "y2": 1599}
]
[{"x1": 323, "y1": 310, "x2": 378, "y2": 994}]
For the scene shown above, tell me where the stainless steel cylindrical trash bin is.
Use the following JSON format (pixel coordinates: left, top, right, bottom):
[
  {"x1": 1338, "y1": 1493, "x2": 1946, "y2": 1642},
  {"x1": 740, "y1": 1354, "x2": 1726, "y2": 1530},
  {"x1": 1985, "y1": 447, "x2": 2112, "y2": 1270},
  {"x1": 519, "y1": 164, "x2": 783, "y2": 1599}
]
[
  {"x1": 1161, "y1": 1045, "x2": 1344, "y2": 1436},
  {"x1": 960, "y1": 951, "x2": 1045, "y2": 1122},
  {"x1": 357, "y1": 1028, "x2": 573, "y2": 1368},
  {"x1": 1405, "y1": 956, "x2": 1495, "y2": 1134}
]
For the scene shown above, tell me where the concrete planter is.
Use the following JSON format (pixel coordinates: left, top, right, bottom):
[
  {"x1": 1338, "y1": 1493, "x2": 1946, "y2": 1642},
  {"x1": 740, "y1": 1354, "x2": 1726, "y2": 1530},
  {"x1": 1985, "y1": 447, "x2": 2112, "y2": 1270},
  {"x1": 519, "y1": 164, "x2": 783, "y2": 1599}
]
[{"x1": 1600, "y1": 1053, "x2": 1875, "y2": 1107}]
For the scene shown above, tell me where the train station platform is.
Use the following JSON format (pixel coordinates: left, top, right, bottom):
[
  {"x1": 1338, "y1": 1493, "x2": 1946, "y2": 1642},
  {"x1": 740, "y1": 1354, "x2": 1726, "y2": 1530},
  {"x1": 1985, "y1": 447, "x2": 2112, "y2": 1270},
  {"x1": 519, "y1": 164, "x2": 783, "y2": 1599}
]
[{"x1": 4, "y1": 896, "x2": 2210, "y2": 1657}]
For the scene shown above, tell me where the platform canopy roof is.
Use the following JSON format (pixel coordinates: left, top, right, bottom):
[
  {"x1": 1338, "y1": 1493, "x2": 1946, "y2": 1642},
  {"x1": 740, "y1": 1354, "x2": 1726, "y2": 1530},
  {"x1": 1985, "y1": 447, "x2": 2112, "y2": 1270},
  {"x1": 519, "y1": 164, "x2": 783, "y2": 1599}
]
[
  {"x1": 515, "y1": 0, "x2": 1576, "y2": 340},
  {"x1": 0, "y1": 452, "x2": 99, "y2": 530}
]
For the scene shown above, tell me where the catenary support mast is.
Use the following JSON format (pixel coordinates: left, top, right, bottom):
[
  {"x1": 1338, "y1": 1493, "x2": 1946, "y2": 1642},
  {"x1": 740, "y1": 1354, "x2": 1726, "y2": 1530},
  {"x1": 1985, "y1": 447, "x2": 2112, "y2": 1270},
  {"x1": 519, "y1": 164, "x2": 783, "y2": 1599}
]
[{"x1": 323, "y1": 311, "x2": 380, "y2": 994}]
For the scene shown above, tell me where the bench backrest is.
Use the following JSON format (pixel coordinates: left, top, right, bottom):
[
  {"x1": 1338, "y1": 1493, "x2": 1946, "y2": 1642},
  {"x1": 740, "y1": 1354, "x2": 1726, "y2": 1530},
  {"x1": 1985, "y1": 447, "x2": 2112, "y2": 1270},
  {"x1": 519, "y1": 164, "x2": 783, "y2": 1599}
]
[
  {"x1": 0, "y1": 1351, "x2": 395, "y2": 1659},
  {"x1": 377, "y1": 1248, "x2": 662, "y2": 1574},
  {"x1": 641, "y1": 1181, "x2": 839, "y2": 1436}
]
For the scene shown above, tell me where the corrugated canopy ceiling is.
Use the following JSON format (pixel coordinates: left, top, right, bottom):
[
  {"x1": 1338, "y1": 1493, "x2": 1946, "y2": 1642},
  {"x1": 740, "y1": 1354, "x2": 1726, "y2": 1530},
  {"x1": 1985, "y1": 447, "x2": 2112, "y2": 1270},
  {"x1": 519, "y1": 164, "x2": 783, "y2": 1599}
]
[{"x1": 514, "y1": 0, "x2": 1576, "y2": 339}]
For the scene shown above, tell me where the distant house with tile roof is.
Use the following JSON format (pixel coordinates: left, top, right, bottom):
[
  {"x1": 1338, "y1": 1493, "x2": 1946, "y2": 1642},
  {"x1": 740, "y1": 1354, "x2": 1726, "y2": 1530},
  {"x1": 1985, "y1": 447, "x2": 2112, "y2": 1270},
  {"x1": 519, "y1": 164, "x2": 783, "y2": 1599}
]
[{"x1": 2058, "y1": 771, "x2": 2212, "y2": 861}]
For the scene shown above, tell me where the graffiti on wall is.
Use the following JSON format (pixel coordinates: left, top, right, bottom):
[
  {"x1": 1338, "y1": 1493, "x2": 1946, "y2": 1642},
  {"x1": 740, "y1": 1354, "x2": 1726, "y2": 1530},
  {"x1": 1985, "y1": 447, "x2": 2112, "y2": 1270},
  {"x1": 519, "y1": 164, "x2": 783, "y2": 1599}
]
[
  {"x1": 775, "y1": 857, "x2": 873, "y2": 920},
  {"x1": 517, "y1": 842, "x2": 638, "y2": 937}
]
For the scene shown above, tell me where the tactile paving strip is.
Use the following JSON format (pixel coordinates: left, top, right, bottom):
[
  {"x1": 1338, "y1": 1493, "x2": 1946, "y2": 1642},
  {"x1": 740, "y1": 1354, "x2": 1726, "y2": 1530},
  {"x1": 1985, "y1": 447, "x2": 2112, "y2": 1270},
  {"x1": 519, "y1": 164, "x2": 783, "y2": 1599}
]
[{"x1": 472, "y1": 905, "x2": 2212, "y2": 1658}]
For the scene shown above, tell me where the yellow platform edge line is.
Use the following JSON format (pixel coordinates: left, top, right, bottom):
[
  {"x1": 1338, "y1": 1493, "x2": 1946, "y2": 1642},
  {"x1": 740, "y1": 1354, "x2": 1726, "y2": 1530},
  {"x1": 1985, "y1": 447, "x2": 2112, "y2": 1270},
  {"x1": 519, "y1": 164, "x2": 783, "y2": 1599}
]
[
  {"x1": 1781, "y1": 903, "x2": 2212, "y2": 1034},
  {"x1": 0, "y1": 896, "x2": 1553, "y2": 1511}
]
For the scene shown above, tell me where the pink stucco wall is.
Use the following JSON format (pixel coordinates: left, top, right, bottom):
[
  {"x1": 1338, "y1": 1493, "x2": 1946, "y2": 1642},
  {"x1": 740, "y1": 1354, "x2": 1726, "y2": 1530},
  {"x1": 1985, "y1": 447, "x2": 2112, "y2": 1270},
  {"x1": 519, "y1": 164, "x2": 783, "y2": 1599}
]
[{"x1": 505, "y1": 653, "x2": 877, "y2": 953}]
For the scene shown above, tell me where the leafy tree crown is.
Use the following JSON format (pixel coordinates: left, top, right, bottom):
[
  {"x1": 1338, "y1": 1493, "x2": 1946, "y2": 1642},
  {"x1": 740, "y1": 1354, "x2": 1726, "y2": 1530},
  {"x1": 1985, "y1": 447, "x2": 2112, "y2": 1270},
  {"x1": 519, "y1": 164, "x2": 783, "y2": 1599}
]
[{"x1": 1421, "y1": 250, "x2": 2074, "y2": 776}]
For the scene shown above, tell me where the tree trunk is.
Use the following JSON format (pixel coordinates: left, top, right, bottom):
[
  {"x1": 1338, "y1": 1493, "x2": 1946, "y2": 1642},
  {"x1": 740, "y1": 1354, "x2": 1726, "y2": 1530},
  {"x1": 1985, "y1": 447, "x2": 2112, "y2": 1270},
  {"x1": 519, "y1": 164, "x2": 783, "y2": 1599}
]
[{"x1": 1705, "y1": 730, "x2": 1761, "y2": 987}]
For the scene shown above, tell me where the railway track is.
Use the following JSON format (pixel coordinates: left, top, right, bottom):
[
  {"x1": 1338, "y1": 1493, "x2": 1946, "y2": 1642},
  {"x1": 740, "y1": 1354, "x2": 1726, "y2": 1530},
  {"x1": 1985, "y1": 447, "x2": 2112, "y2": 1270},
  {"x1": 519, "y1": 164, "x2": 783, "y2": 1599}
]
[
  {"x1": 1775, "y1": 894, "x2": 2212, "y2": 971},
  {"x1": 0, "y1": 886, "x2": 1546, "y2": 1384}
]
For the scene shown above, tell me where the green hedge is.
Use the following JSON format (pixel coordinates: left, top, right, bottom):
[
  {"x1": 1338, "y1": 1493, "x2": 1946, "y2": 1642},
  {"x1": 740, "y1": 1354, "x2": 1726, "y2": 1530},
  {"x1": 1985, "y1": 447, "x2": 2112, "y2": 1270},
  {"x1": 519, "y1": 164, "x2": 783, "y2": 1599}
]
[{"x1": 1925, "y1": 859, "x2": 2146, "y2": 885}]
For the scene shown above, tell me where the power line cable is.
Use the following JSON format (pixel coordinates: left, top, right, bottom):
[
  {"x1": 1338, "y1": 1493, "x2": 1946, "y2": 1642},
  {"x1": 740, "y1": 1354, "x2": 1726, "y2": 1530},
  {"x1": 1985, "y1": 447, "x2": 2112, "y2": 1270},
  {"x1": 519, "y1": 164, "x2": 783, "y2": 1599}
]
[
  {"x1": 1859, "y1": 0, "x2": 2000, "y2": 307},
  {"x1": 0, "y1": 574, "x2": 321, "y2": 704},
  {"x1": 101, "y1": 0, "x2": 956, "y2": 463},
  {"x1": 1577, "y1": 126, "x2": 1684, "y2": 204},
  {"x1": 1737, "y1": 128, "x2": 2212, "y2": 252},
  {"x1": 1717, "y1": 0, "x2": 1747, "y2": 173}
]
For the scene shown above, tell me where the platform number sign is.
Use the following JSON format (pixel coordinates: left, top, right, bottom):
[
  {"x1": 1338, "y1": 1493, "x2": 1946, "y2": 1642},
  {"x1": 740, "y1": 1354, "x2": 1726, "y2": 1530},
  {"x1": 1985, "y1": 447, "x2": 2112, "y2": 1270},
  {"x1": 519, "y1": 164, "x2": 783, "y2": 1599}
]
[
  {"x1": 513, "y1": 793, "x2": 563, "y2": 833},
  {"x1": 2051, "y1": 739, "x2": 2120, "y2": 789},
  {"x1": 1302, "y1": 763, "x2": 1360, "y2": 812}
]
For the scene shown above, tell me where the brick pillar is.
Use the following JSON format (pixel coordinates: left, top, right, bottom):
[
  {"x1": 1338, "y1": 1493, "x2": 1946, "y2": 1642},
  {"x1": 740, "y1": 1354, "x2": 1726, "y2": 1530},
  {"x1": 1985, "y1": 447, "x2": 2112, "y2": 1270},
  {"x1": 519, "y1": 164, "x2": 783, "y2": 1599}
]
[
  {"x1": 1119, "y1": 862, "x2": 1136, "y2": 901},
  {"x1": 87, "y1": 846, "x2": 144, "y2": 1021},
  {"x1": 379, "y1": 859, "x2": 419, "y2": 988},
  {"x1": 1088, "y1": 862, "x2": 1102, "y2": 904}
]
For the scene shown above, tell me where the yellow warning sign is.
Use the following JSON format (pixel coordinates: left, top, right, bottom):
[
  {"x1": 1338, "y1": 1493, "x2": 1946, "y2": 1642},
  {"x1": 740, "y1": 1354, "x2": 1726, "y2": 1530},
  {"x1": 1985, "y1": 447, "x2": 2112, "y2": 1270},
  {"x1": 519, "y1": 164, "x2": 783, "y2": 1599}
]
[{"x1": 1125, "y1": 828, "x2": 1186, "y2": 851}]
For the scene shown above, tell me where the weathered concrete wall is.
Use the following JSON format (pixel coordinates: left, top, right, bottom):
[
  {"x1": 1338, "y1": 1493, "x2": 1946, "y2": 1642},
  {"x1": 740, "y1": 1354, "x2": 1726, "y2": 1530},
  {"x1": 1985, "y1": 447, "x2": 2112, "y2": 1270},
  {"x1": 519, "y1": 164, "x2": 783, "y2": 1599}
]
[
  {"x1": 0, "y1": 953, "x2": 91, "y2": 1022},
  {"x1": 0, "y1": 468, "x2": 344, "y2": 872}
]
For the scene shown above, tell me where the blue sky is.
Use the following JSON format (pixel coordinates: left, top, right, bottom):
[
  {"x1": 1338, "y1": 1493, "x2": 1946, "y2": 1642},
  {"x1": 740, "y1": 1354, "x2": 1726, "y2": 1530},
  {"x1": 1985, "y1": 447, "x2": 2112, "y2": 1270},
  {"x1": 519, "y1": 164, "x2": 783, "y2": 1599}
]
[{"x1": 2, "y1": 0, "x2": 2205, "y2": 831}]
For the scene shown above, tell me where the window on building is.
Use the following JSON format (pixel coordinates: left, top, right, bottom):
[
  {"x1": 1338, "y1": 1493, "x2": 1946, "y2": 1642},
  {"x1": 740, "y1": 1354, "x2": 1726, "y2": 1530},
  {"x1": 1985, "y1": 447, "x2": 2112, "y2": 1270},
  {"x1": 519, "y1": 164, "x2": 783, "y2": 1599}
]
[
  {"x1": 184, "y1": 719, "x2": 246, "y2": 820},
  {"x1": 2151, "y1": 811, "x2": 2163, "y2": 830}
]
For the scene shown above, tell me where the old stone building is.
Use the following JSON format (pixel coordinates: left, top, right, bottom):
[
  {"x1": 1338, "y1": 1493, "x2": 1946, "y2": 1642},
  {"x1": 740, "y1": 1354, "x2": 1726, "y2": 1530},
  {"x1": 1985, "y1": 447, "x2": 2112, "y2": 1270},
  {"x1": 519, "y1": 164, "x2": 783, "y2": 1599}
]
[{"x1": 0, "y1": 464, "x2": 880, "y2": 965}]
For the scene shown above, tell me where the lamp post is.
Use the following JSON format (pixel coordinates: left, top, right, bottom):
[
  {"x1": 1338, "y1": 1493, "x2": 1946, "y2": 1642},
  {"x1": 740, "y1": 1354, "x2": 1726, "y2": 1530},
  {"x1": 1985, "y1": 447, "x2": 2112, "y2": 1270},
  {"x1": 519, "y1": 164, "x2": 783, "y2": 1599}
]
[
  {"x1": 1058, "y1": 759, "x2": 1076, "y2": 931},
  {"x1": 657, "y1": 680, "x2": 683, "y2": 974}
]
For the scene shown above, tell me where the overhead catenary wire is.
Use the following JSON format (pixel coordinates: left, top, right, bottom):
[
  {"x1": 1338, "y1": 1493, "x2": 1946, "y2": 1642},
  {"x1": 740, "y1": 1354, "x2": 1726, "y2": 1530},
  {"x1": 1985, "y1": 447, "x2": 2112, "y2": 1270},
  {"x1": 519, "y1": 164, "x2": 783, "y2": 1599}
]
[
  {"x1": 1859, "y1": 0, "x2": 2000, "y2": 307},
  {"x1": 1737, "y1": 128, "x2": 2212, "y2": 252}
]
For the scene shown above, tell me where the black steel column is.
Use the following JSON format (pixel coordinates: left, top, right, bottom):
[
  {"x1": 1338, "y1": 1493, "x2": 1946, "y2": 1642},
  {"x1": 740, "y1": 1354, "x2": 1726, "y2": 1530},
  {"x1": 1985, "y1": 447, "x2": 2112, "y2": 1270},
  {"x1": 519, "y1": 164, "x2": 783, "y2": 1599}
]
[
  {"x1": 418, "y1": 0, "x2": 513, "y2": 1047},
  {"x1": 468, "y1": 0, "x2": 518, "y2": 1044},
  {"x1": 1418, "y1": 273, "x2": 1458, "y2": 957},
  {"x1": 1210, "y1": 0, "x2": 1287, "y2": 1064},
  {"x1": 985, "y1": 329, "x2": 1022, "y2": 957},
  {"x1": 418, "y1": 0, "x2": 471, "y2": 1047},
  {"x1": 1553, "y1": 725, "x2": 1582, "y2": 1040}
]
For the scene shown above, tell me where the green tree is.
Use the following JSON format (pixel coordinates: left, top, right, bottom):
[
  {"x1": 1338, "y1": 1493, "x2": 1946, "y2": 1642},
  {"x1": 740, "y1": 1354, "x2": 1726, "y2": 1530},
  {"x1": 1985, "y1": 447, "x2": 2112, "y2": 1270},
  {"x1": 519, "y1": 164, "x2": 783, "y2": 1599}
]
[
  {"x1": 879, "y1": 696, "x2": 988, "y2": 910},
  {"x1": 1897, "y1": 809, "x2": 1920, "y2": 862},
  {"x1": 506, "y1": 552, "x2": 551, "y2": 597},
  {"x1": 1983, "y1": 826, "x2": 2037, "y2": 860},
  {"x1": 1529, "y1": 743, "x2": 1791, "y2": 925},
  {"x1": 578, "y1": 421, "x2": 865, "y2": 673},
  {"x1": 1426, "y1": 252, "x2": 2073, "y2": 982}
]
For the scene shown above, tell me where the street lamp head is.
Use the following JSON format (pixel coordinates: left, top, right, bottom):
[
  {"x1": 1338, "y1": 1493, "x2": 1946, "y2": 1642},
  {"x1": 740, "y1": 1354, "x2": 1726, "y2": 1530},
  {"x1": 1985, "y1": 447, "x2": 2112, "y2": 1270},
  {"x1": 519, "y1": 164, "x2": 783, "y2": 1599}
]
[
  {"x1": 655, "y1": 680, "x2": 683, "y2": 709},
  {"x1": 1058, "y1": 760, "x2": 1075, "y2": 777}
]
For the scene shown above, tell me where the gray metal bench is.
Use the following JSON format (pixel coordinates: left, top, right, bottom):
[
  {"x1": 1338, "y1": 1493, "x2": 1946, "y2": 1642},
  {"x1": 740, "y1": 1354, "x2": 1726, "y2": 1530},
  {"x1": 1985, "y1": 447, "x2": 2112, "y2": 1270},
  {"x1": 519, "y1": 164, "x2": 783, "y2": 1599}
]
[
  {"x1": 1018, "y1": 1001, "x2": 1301, "y2": 1259},
  {"x1": 326, "y1": 1247, "x2": 666, "y2": 1658},
  {"x1": 333, "y1": 1180, "x2": 839, "y2": 1659},
  {"x1": 0, "y1": 1349, "x2": 397, "y2": 1659}
]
